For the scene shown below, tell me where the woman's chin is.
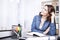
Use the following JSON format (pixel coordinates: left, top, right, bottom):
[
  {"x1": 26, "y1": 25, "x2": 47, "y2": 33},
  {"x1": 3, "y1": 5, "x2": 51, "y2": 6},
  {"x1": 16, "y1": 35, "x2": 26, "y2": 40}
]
[{"x1": 41, "y1": 14, "x2": 46, "y2": 16}]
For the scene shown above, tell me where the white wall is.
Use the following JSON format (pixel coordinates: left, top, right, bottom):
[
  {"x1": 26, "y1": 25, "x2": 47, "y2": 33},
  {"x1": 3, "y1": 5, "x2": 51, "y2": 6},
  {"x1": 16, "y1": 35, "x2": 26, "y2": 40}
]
[
  {"x1": 18, "y1": 0, "x2": 25, "y2": 37},
  {"x1": 7, "y1": 0, "x2": 19, "y2": 29},
  {"x1": 0, "y1": 0, "x2": 19, "y2": 37},
  {"x1": 24, "y1": 0, "x2": 42, "y2": 32},
  {"x1": 0, "y1": 0, "x2": 8, "y2": 30},
  {"x1": 0, "y1": 0, "x2": 19, "y2": 30}
]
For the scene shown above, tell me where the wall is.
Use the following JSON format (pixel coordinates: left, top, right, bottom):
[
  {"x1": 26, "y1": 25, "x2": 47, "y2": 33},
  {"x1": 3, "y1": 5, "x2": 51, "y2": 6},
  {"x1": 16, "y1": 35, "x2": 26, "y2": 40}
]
[{"x1": 0, "y1": 0, "x2": 19, "y2": 37}]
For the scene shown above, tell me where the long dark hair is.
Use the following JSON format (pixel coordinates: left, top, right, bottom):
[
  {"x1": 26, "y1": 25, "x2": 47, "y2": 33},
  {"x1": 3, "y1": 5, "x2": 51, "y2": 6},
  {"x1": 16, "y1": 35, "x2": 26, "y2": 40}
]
[{"x1": 39, "y1": 5, "x2": 55, "y2": 23}]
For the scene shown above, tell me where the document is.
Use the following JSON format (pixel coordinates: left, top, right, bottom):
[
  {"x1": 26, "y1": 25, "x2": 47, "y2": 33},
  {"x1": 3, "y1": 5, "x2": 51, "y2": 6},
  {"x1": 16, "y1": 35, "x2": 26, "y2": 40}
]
[{"x1": 27, "y1": 32, "x2": 46, "y2": 37}]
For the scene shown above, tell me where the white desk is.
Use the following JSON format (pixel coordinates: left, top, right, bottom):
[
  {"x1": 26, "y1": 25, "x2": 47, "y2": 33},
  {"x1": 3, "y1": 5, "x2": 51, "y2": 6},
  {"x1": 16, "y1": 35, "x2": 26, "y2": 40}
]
[
  {"x1": 25, "y1": 32, "x2": 56, "y2": 40},
  {"x1": 26, "y1": 36, "x2": 56, "y2": 40},
  {"x1": 18, "y1": 32, "x2": 56, "y2": 40}
]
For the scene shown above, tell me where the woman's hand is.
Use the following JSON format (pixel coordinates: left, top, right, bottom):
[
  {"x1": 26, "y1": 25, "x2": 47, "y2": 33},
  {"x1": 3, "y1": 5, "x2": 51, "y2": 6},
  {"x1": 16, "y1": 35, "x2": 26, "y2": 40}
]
[
  {"x1": 43, "y1": 27, "x2": 50, "y2": 35},
  {"x1": 51, "y1": 12, "x2": 55, "y2": 23}
]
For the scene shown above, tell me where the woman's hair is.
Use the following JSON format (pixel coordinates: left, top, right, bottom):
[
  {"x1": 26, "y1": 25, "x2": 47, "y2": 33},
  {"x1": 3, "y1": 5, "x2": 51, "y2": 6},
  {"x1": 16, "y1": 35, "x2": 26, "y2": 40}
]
[{"x1": 39, "y1": 5, "x2": 55, "y2": 22}]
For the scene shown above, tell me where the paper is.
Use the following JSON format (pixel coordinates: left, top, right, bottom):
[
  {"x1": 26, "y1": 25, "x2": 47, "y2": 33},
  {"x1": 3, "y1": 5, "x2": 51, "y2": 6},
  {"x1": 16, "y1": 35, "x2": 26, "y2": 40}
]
[{"x1": 27, "y1": 32, "x2": 46, "y2": 37}]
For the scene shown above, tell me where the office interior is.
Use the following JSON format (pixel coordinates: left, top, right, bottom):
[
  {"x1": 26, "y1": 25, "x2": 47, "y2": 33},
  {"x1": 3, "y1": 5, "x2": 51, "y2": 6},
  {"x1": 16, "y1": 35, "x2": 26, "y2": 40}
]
[{"x1": 0, "y1": 0, "x2": 59, "y2": 40}]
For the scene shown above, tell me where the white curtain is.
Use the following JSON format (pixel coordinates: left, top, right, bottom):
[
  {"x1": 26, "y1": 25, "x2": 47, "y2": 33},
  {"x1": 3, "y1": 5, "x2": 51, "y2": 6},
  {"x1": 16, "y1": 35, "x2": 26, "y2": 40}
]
[{"x1": 0, "y1": 0, "x2": 19, "y2": 30}]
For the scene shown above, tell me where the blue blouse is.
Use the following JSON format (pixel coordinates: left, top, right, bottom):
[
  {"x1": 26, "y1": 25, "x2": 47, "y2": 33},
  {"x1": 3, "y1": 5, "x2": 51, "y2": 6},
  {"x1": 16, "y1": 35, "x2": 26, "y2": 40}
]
[{"x1": 31, "y1": 15, "x2": 56, "y2": 36}]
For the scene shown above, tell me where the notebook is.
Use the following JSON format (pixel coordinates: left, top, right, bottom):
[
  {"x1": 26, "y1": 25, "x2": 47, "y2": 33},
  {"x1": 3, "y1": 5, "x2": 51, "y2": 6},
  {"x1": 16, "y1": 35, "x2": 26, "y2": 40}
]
[{"x1": 27, "y1": 32, "x2": 46, "y2": 37}]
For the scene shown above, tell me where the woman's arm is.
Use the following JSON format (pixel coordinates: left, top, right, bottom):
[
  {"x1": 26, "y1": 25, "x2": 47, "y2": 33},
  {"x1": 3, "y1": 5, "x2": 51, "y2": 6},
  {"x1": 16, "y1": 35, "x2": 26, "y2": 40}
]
[
  {"x1": 43, "y1": 27, "x2": 50, "y2": 34},
  {"x1": 43, "y1": 12, "x2": 56, "y2": 35},
  {"x1": 43, "y1": 23, "x2": 56, "y2": 35},
  {"x1": 50, "y1": 12, "x2": 56, "y2": 35},
  {"x1": 51, "y1": 12, "x2": 55, "y2": 23},
  {"x1": 31, "y1": 15, "x2": 38, "y2": 32}
]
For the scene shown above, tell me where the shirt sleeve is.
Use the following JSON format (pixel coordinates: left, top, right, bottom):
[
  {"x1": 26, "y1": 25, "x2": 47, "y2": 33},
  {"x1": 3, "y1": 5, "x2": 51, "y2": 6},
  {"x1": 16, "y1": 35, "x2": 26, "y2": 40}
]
[
  {"x1": 49, "y1": 23, "x2": 56, "y2": 36},
  {"x1": 31, "y1": 15, "x2": 38, "y2": 32}
]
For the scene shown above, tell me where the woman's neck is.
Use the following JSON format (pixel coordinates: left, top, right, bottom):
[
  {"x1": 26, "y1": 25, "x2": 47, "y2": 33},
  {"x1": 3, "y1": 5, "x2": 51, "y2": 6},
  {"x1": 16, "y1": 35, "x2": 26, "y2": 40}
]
[{"x1": 42, "y1": 16, "x2": 47, "y2": 20}]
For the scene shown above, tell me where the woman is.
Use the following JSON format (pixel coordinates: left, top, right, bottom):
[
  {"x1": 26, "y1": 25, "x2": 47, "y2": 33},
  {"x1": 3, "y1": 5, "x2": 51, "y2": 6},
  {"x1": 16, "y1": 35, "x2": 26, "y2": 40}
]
[{"x1": 31, "y1": 5, "x2": 56, "y2": 36}]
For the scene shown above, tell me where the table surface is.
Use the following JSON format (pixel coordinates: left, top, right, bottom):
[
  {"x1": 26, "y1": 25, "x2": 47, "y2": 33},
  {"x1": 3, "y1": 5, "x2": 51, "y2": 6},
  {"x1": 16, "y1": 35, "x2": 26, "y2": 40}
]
[
  {"x1": 0, "y1": 35, "x2": 56, "y2": 40},
  {"x1": 0, "y1": 38, "x2": 18, "y2": 40},
  {"x1": 26, "y1": 36, "x2": 56, "y2": 40}
]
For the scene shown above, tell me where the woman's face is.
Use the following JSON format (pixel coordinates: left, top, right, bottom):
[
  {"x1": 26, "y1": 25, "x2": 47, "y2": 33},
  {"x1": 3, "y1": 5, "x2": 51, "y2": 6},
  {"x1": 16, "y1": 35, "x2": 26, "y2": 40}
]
[{"x1": 41, "y1": 6, "x2": 49, "y2": 16}]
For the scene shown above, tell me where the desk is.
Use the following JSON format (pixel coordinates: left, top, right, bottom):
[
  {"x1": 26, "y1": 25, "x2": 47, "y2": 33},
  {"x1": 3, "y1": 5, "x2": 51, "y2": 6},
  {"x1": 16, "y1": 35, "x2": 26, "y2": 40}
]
[
  {"x1": 25, "y1": 35, "x2": 56, "y2": 40},
  {"x1": 24, "y1": 32, "x2": 56, "y2": 40},
  {"x1": 0, "y1": 36, "x2": 56, "y2": 40}
]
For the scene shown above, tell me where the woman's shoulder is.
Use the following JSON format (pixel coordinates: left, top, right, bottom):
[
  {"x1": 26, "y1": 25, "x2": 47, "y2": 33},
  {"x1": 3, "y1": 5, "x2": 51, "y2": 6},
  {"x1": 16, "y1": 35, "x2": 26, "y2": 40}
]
[{"x1": 34, "y1": 15, "x2": 41, "y2": 18}]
